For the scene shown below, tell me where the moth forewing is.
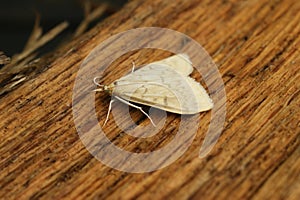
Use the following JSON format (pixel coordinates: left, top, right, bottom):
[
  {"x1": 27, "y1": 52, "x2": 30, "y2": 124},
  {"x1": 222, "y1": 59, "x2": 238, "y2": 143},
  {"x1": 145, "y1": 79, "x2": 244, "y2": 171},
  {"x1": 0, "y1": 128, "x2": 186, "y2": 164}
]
[
  {"x1": 95, "y1": 54, "x2": 213, "y2": 126},
  {"x1": 151, "y1": 53, "x2": 193, "y2": 76},
  {"x1": 185, "y1": 78, "x2": 214, "y2": 112},
  {"x1": 112, "y1": 62, "x2": 213, "y2": 114}
]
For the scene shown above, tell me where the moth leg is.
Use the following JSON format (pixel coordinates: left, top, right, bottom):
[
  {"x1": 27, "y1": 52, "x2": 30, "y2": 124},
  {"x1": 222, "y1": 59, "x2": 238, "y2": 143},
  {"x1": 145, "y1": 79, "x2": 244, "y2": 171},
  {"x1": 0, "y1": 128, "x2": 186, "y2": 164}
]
[
  {"x1": 114, "y1": 96, "x2": 156, "y2": 127},
  {"x1": 104, "y1": 99, "x2": 115, "y2": 126},
  {"x1": 131, "y1": 61, "x2": 136, "y2": 73}
]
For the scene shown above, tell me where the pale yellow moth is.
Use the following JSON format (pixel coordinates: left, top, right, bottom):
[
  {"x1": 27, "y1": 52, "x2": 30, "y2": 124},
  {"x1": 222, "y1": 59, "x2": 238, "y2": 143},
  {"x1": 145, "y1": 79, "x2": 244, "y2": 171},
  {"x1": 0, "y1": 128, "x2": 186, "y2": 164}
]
[{"x1": 94, "y1": 54, "x2": 213, "y2": 126}]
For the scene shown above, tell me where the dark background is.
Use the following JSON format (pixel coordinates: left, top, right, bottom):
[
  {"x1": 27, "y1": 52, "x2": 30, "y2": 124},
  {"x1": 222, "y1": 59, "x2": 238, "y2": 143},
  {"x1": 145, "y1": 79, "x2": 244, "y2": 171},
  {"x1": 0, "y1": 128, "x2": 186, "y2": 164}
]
[{"x1": 0, "y1": 0, "x2": 127, "y2": 56}]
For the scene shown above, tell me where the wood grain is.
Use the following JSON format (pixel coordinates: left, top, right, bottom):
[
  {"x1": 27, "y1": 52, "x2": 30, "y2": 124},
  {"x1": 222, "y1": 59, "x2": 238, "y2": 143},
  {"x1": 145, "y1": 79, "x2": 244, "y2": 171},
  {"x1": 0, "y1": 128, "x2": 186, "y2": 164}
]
[{"x1": 0, "y1": 0, "x2": 299, "y2": 199}]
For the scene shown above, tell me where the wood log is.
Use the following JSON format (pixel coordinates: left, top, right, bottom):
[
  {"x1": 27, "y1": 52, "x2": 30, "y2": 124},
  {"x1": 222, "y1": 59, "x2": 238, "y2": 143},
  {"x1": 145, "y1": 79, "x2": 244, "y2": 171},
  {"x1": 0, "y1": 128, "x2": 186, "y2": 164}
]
[{"x1": 0, "y1": 0, "x2": 299, "y2": 199}]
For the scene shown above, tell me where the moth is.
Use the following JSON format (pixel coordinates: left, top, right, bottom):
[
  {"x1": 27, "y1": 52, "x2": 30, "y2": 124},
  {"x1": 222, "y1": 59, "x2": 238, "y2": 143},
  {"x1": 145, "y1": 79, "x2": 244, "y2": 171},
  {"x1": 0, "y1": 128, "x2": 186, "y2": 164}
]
[{"x1": 94, "y1": 54, "x2": 213, "y2": 126}]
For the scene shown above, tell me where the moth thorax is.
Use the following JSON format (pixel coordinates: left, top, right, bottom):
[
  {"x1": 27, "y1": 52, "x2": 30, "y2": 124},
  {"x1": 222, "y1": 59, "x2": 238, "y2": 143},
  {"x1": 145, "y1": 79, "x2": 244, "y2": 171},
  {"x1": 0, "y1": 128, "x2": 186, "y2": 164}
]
[{"x1": 105, "y1": 83, "x2": 114, "y2": 95}]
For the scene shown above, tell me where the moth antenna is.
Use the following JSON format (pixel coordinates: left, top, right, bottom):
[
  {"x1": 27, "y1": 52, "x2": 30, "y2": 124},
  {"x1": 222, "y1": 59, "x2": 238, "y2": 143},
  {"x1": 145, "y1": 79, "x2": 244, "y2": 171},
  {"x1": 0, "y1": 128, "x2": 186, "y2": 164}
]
[
  {"x1": 93, "y1": 77, "x2": 105, "y2": 87},
  {"x1": 131, "y1": 61, "x2": 136, "y2": 73},
  {"x1": 103, "y1": 99, "x2": 115, "y2": 126},
  {"x1": 93, "y1": 88, "x2": 104, "y2": 92}
]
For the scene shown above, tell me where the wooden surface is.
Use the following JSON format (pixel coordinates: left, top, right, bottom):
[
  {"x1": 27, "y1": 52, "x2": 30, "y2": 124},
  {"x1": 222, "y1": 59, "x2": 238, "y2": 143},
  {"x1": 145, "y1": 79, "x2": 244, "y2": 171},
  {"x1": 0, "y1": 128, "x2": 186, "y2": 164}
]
[{"x1": 1, "y1": 0, "x2": 300, "y2": 199}]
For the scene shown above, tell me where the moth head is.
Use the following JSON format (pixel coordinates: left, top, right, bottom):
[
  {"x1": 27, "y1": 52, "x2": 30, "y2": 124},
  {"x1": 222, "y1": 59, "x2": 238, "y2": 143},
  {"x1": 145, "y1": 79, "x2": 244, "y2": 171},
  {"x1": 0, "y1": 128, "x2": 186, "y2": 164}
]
[
  {"x1": 94, "y1": 85, "x2": 109, "y2": 91},
  {"x1": 93, "y1": 84, "x2": 114, "y2": 95},
  {"x1": 93, "y1": 77, "x2": 113, "y2": 94}
]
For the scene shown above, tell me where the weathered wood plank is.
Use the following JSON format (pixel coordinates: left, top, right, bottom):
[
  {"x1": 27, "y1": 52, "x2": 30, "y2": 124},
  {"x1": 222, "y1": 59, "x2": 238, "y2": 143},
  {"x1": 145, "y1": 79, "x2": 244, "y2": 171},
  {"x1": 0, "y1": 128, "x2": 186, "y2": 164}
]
[{"x1": 0, "y1": 0, "x2": 299, "y2": 199}]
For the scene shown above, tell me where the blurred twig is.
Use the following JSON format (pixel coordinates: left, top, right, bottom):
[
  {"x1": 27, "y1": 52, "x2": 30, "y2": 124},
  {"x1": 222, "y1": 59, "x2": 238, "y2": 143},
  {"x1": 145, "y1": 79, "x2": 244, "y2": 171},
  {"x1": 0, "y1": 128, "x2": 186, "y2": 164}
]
[
  {"x1": 74, "y1": 0, "x2": 109, "y2": 37},
  {"x1": 0, "y1": 15, "x2": 69, "y2": 95},
  {"x1": 10, "y1": 19, "x2": 68, "y2": 65},
  {"x1": 23, "y1": 13, "x2": 43, "y2": 52},
  {"x1": 0, "y1": 52, "x2": 10, "y2": 65}
]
